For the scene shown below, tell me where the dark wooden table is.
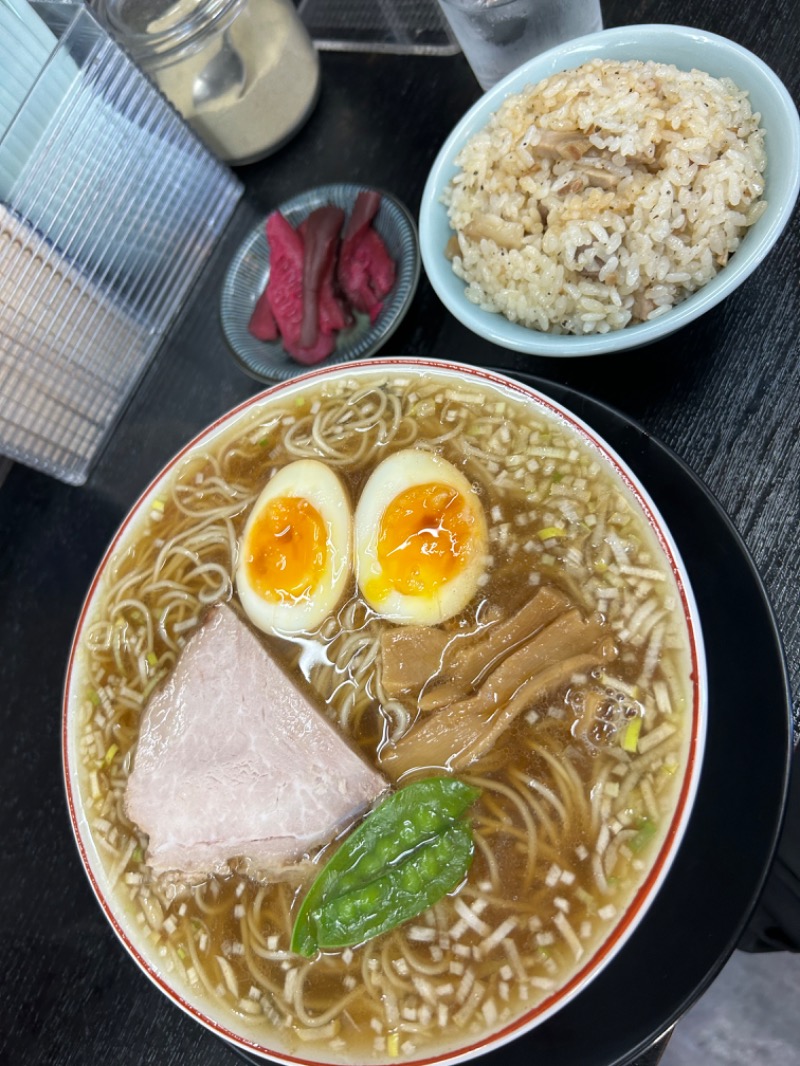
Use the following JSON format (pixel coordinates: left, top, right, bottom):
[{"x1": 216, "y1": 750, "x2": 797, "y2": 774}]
[{"x1": 1, "y1": 0, "x2": 798, "y2": 1063}]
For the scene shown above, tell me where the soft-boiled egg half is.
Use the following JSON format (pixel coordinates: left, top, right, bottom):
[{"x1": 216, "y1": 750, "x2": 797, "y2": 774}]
[
  {"x1": 236, "y1": 459, "x2": 352, "y2": 635},
  {"x1": 355, "y1": 449, "x2": 488, "y2": 625}
]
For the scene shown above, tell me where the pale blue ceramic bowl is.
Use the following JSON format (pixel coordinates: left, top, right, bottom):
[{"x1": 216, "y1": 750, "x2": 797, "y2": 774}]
[{"x1": 419, "y1": 24, "x2": 800, "y2": 357}]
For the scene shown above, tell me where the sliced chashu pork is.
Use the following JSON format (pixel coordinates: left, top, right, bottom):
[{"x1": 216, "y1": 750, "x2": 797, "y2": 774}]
[{"x1": 125, "y1": 604, "x2": 387, "y2": 878}]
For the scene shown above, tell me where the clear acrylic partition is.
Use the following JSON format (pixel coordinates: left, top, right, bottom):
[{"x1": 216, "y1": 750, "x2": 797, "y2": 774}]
[{"x1": 0, "y1": 1, "x2": 242, "y2": 485}]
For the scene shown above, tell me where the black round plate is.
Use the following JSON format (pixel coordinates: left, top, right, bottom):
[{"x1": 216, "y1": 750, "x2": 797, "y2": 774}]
[{"x1": 233, "y1": 374, "x2": 793, "y2": 1066}]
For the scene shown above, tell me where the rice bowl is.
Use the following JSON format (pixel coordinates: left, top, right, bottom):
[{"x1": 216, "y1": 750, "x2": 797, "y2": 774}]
[
  {"x1": 419, "y1": 25, "x2": 800, "y2": 357},
  {"x1": 445, "y1": 58, "x2": 767, "y2": 335}
]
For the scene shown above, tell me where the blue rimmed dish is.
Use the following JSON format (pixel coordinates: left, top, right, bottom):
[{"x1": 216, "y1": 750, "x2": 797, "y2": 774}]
[
  {"x1": 419, "y1": 24, "x2": 800, "y2": 357},
  {"x1": 221, "y1": 184, "x2": 420, "y2": 382}
]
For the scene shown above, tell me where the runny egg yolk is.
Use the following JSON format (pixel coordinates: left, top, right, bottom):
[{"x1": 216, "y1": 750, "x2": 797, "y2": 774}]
[
  {"x1": 355, "y1": 448, "x2": 488, "y2": 626},
  {"x1": 237, "y1": 458, "x2": 352, "y2": 636},
  {"x1": 245, "y1": 496, "x2": 327, "y2": 604},
  {"x1": 374, "y1": 482, "x2": 474, "y2": 597}
]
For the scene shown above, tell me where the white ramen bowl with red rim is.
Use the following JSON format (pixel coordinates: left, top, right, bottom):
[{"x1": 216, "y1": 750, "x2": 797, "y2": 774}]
[{"x1": 63, "y1": 357, "x2": 707, "y2": 1065}]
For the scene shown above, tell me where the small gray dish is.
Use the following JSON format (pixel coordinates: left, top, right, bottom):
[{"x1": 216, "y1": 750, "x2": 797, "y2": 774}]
[{"x1": 221, "y1": 183, "x2": 420, "y2": 382}]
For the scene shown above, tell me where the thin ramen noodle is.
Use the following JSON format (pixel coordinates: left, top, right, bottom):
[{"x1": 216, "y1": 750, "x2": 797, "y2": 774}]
[{"x1": 73, "y1": 368, "x2": 697, "y2": 1062}]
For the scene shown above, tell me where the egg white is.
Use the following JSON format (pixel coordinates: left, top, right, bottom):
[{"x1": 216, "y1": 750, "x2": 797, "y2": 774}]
[
  {"x1": 355, "y1": 449, "x2": 488, "y2": 625},
  {"x1": 236, "y1": 459, "x2": 352, "y2": 636}
]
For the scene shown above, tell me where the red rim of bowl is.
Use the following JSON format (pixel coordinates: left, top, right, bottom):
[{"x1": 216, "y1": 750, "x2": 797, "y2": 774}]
[{"x1": 63, "y1": 356, "x2": 707, "y2": 1065}]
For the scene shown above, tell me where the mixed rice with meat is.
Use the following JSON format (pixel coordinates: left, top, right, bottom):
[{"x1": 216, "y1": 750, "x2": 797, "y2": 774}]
[{"x1": 444, "y1": 58, "x2": 767, "y2": 334}]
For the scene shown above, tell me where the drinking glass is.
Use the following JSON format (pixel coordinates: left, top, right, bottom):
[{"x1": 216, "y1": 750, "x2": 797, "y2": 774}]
[{"x1": 437, "y1": 0, "x2": 603, "y2": 90}]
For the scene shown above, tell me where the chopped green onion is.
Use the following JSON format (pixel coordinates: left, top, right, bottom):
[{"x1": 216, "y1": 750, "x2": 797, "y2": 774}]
[
  {"x1": 537, "y1": 526, "x2": 567, "y2": 541},
  {"x1": 621, "y1": 716, "x2": 643, "y2": 753},
  {"x1": 151, "y1": 497, "x2": 165, "y2": 512},
  {"x1": 630, "y1": 818, "x2": 657, "y2": 853},
  {"x1": 103, "y1": 743, "x2": 119, "y2": 767},
  {"x1": 146, "y1": 652, "x2": 159, "y2": 668},
  {"x1": 87, "y1": 689, "x2": 101, "y2": 707},
  {"x1": 600, "y1": 672, "x2": 640, "y2": 700}
]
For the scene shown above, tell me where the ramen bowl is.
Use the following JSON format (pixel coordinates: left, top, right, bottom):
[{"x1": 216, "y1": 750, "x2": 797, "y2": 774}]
[
  {"x1": 64, "y1": 357, "x2": 706, "y2": 1064},
  {"x1": 419, "y1": 24, "x2": 800, "y2": 357}
]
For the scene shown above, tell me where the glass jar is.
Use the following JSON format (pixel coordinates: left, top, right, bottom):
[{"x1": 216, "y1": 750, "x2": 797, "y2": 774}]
[{"x1": 98, "y1": 0, "x2": 320, "y2": 165}]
